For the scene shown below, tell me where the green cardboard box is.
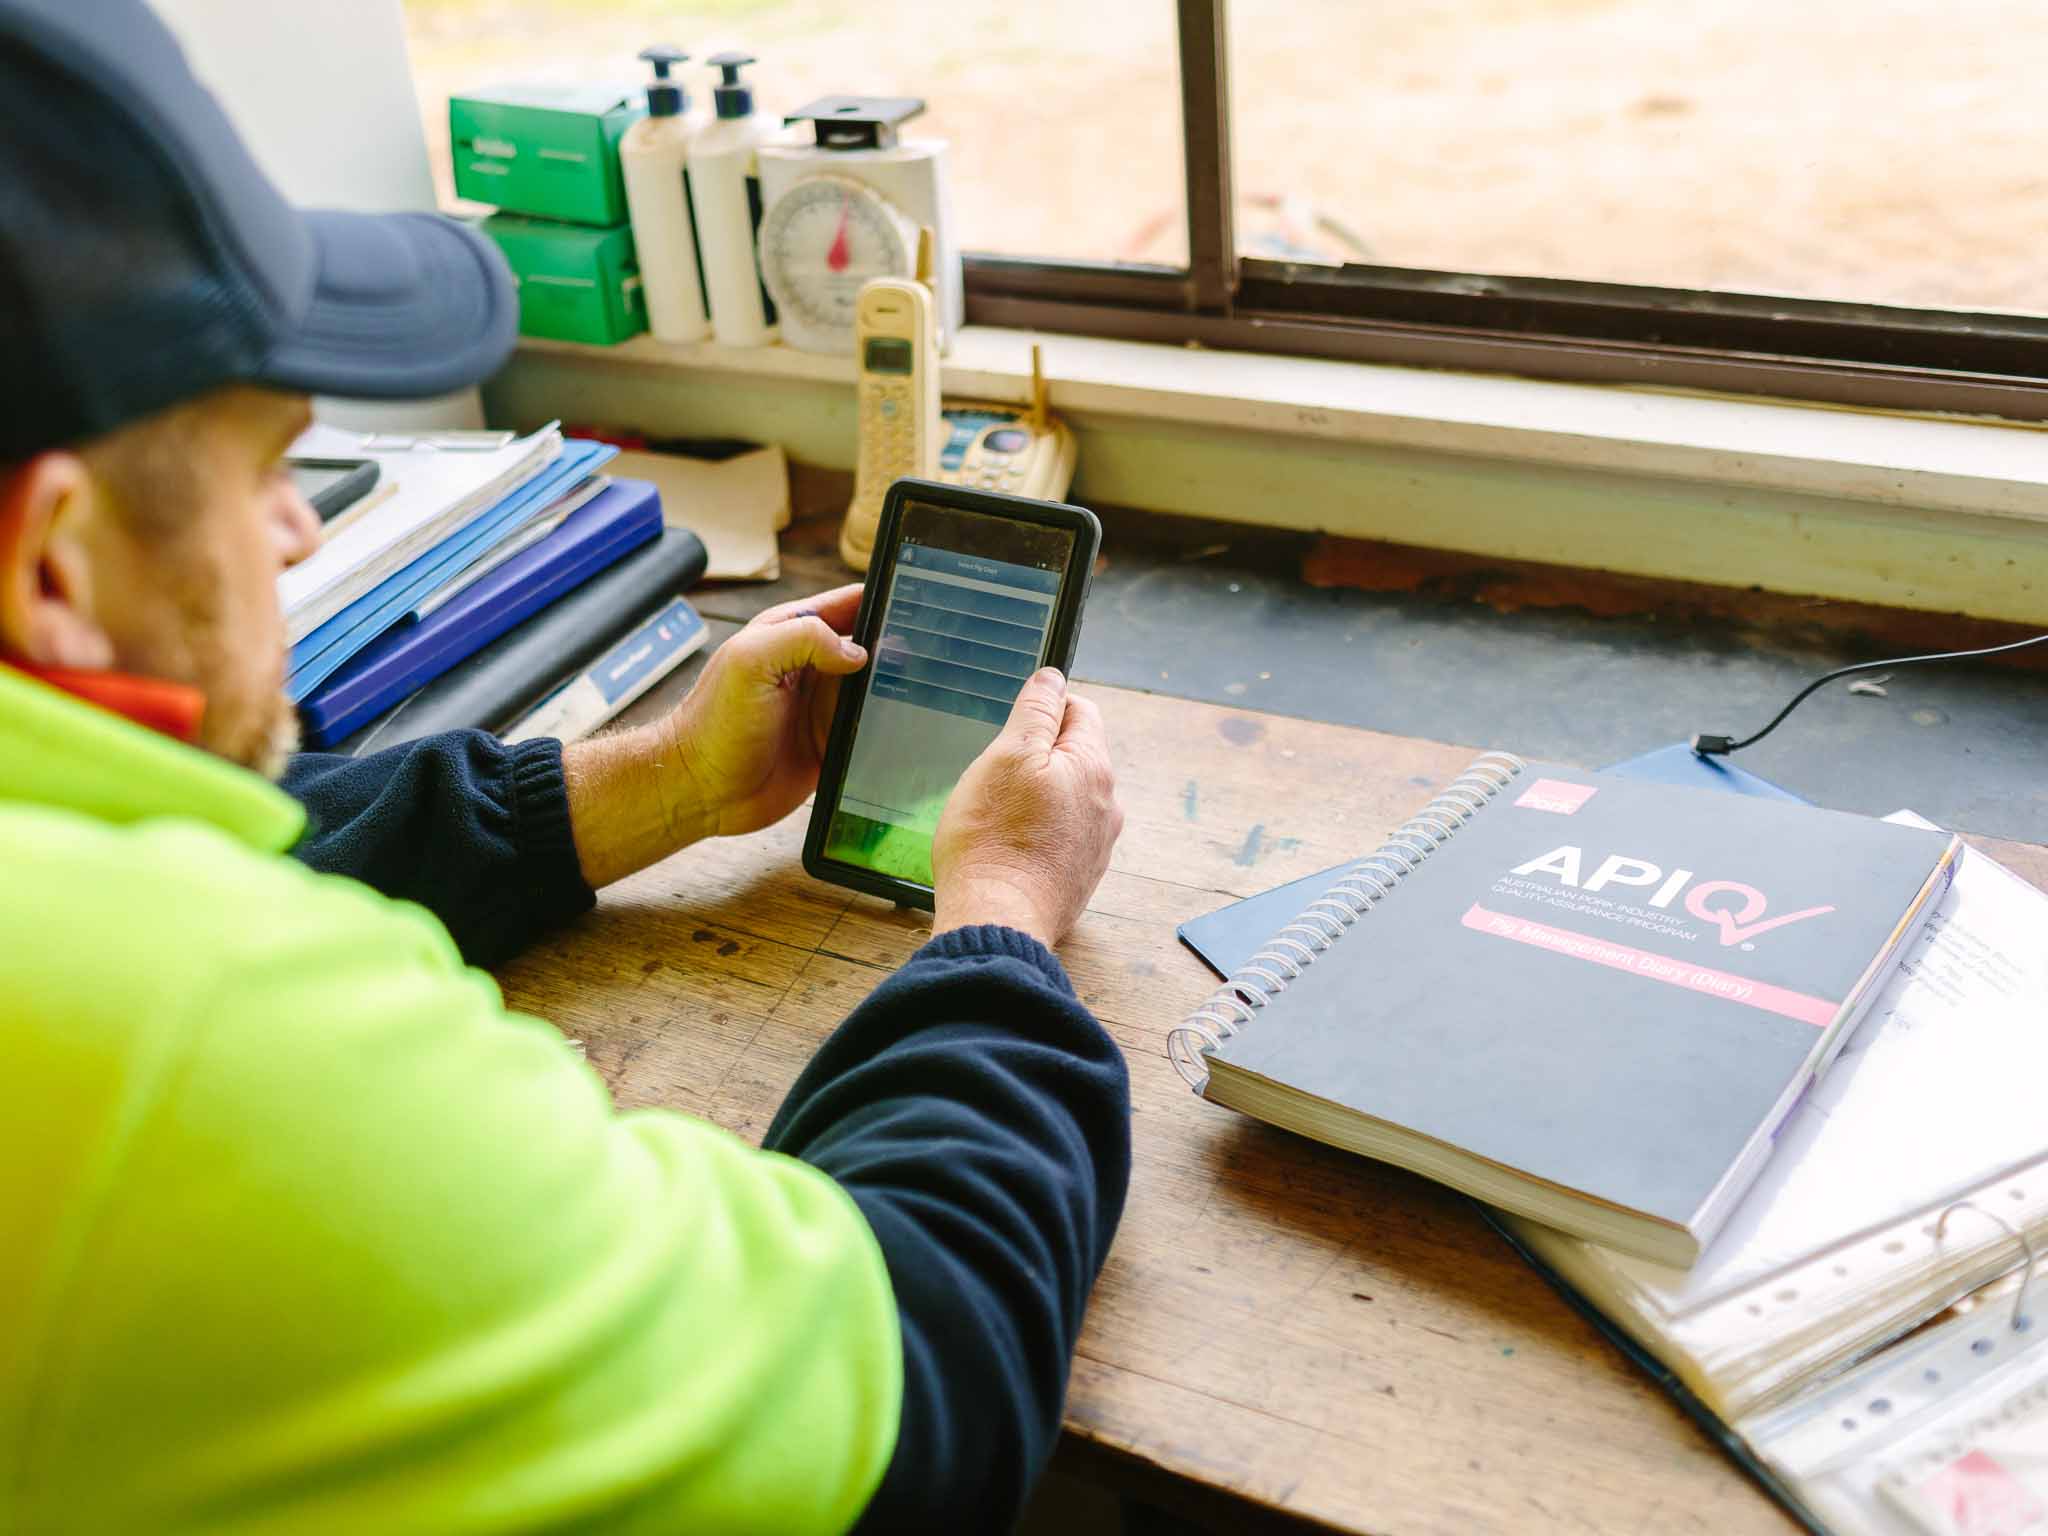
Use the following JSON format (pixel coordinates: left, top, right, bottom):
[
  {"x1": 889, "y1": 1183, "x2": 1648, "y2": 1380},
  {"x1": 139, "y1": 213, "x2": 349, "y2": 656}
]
[
  {"x1": 450, "y1": 84, "x2": 642, "y2": 226},
  {"x1": 483, "y1": 214, "x2": 648, "y2": 345}
]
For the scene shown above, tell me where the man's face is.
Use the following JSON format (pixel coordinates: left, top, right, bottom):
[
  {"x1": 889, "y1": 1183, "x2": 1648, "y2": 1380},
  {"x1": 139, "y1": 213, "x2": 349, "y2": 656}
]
[{"x1": 75, "y1": 387, "x2": 321, "y2": 773}]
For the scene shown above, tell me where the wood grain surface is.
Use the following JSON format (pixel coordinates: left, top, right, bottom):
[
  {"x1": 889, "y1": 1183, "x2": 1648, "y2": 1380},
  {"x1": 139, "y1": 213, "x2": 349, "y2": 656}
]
[{"x1": 496, "y1": 673, "x2": 2048, "y2": 1535}]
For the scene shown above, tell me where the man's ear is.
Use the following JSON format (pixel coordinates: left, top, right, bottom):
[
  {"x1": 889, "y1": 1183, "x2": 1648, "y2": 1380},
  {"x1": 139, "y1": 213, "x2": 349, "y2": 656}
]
[{"x1": 0, "y1": 453, "x2": 117, "y2": 671}]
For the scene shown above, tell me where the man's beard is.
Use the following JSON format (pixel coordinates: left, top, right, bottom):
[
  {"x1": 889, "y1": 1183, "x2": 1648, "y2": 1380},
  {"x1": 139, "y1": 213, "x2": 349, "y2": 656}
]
[{"x1": 250, "y1": 688, "x2": 301, "y2": 780}]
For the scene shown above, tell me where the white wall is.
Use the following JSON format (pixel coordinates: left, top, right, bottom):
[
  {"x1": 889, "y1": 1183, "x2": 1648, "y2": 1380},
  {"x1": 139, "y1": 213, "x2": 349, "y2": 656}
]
[
  {"x1": 148, "y1": 0, "x2": 434, "y2": 211},
  {"x1": 147, "y1": 0, "x2": 482, "y2": 429}
]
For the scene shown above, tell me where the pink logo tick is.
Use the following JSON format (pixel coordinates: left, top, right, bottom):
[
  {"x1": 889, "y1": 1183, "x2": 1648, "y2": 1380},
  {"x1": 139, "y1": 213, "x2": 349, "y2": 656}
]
[{"x1": 1683, "y1": 881, "x2": 1835, "y2": 947}]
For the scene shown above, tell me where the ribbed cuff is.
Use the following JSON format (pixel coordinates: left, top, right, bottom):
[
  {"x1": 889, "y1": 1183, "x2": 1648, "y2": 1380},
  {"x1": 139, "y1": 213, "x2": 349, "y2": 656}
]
[
  {"x1": 505, "y1": 735, "x2": 594, "y2": 904},
  {"x1": 913, "y1": 924, "x2": 1074, "y2": 996}
]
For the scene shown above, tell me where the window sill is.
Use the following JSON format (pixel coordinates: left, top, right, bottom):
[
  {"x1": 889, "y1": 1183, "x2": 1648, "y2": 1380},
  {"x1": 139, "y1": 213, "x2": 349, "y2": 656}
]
[{"x1": 495, "y1": 326, "x2": 2048, "y2": 624}]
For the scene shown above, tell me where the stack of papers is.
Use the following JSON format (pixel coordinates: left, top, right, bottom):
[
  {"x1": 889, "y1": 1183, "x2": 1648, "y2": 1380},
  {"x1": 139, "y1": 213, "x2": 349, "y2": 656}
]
[
  {"x1": 1509, "y1": 819, "x2": 2048, "y2": 1420},
  {"x1": 283, "y1": 424, "x2": 618, "y2": 699},
  {"x1": 283, "y1": 425, "x2": 560, "y2": 643}
]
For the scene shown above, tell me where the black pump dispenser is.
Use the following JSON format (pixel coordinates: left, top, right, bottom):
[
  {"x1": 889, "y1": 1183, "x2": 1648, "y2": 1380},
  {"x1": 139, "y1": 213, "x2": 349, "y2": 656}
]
[
  {"x1": 637, "y1": 45, "x2": 688, "y2": 117},
  {"x1": 708, "y1": 52, "x2": 757, "y2": 120},
  {"x1": 783, "y1": 95, "x2": 925, "y2": 151}
]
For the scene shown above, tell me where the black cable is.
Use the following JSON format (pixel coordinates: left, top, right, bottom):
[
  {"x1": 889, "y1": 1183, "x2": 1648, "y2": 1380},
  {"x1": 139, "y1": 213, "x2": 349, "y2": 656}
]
[{"x1": 1691, "y1": 632, "x2": 2048, "y2": 757}]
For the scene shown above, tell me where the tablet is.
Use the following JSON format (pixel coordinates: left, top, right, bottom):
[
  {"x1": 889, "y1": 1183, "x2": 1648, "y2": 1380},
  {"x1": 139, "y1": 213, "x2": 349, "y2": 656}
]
[{"x1": 803, "y1": 479, "x2": 1101, "y2": 908}]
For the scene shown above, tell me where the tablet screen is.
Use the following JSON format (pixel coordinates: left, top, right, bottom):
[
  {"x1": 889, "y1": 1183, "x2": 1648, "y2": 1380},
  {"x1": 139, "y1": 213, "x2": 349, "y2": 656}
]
[{"x1": 822, "y1": 499, "x2": 1075, "y2": 886}]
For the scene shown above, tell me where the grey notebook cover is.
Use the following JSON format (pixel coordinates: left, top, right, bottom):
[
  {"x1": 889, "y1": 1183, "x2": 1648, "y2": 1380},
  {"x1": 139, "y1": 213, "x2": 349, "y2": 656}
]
[{"x1": 1206, "y1": 762, "x2": 1956, "y2": 1234}]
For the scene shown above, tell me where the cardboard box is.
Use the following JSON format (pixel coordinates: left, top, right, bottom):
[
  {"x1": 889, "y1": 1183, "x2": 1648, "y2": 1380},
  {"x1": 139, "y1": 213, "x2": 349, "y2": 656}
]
[
  {"x1": 483, "y1": 214, "x2": 648, "y2": 345},
  {"x1": 450, "y1": 84, "x2": 642, "y2": 226}
]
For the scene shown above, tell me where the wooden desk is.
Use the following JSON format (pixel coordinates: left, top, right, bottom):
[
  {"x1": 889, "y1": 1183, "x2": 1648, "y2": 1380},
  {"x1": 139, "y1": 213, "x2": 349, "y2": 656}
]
[{"x1": 496, "y1": 681, "x2": 2048, "y2": 1535}]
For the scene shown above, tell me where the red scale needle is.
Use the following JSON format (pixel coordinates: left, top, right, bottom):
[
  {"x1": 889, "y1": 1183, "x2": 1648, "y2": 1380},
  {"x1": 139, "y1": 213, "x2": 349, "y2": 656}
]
[{"x1": 826, "y1": 195, "x2": 852, "y2": 273}]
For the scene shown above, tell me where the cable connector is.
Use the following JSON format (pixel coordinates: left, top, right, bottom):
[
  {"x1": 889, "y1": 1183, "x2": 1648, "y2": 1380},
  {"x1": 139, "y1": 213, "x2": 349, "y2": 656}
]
[{"x1": 1687, "y1": 630, "x2": 2045, "y2": 759}]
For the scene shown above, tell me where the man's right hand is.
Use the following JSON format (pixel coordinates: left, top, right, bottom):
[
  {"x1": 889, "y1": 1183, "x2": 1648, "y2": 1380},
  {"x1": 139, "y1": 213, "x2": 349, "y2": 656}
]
[{"x1": 931, "y1": 668, "x2": 1123, "y2": 948}]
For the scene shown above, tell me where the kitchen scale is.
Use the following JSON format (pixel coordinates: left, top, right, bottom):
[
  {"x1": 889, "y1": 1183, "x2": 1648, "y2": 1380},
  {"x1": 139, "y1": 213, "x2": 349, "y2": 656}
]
[{"x1": 757, "y1": 96, "x2": 962, "y2": 355}]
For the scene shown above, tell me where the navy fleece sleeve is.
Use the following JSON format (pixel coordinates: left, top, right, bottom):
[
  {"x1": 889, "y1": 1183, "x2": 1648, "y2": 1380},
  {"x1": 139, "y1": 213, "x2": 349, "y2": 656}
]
[
  {"x1": 762, "y1": 925, "x2": 1133, "y2": 1535},
  {"x1": 280, "y1": 731, "x2": 593, "y2": 969}
]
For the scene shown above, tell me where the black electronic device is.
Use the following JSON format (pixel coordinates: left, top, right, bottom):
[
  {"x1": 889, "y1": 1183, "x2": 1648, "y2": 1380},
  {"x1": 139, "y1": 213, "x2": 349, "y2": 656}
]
[
  {"x1": 803, "y1": 478, "x2": 1101, "y2": 908},
  {"x1": 287, "y1": 456, "x2": 380, "y2": 522}
]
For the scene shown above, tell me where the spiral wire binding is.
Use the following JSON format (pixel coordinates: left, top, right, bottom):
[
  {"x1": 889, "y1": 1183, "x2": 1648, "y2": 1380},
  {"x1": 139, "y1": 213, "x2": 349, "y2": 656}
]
[{"x1": 1167, "y1": 752, "x2": 1528, "y2": 1089}]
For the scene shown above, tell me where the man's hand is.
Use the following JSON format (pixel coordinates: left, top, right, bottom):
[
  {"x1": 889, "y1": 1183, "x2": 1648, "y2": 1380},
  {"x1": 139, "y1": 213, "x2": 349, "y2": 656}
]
[
  {"x1": 932, "y1": 668, "x2": 1123, "y2": 948},
  {"x1": 563, "y1": 586, "x2": 866, "y2": 889},
  {"x1": 662, "y1": 585, "x2": 869, "y2": 837}
]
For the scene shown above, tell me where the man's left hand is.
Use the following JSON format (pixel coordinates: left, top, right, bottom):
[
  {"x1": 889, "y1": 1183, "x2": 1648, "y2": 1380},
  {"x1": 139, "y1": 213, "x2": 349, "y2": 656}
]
[
  {"x1": 562, "y1": 585, "x2": 868, "y2": 889},
  {"x1": 663, "y1": 584, "x2": 868, "y2": 837}
]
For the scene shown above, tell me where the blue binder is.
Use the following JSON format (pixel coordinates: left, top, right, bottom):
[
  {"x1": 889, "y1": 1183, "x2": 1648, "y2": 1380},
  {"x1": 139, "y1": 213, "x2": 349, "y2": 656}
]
[{"x1": 297, "y1": 477, "x2": 660, "y2": 748}]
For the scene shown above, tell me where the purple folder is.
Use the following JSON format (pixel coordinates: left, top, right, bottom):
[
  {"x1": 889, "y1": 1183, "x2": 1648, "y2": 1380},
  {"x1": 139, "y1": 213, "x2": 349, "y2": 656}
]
[{"x1": 299, "y1": 477, "x2": 661, "y2": 747}]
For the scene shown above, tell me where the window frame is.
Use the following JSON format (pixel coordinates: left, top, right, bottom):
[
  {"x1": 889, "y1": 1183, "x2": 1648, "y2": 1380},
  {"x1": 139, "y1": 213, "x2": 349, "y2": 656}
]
[{"x1": 963, "y1": 0, "x2": 2048, "y2": 423}]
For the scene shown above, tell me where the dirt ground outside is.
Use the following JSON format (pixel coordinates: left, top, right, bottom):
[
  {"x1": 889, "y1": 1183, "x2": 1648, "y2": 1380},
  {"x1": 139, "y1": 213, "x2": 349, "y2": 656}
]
[{"x1": 403, "y1": 0, "x2": 2048, "y2": 314}]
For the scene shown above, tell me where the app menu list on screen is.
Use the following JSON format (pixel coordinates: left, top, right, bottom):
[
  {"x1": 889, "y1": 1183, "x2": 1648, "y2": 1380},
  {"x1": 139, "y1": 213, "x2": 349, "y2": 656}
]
[
  {"x1": 868, "y1": 543, "x2": 1057, "y2": 727},
  {"x1": 825, "y1": 533, "x2": 1067, "y2": 884}
]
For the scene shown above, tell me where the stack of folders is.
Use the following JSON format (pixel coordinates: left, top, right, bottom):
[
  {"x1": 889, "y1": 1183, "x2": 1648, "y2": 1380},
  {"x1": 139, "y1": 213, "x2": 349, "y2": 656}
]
[
  {"x1": 283, "y1": 424, "x2": 752, "y2": 754},
  {"x1": 1174, "y1": 751, "x2": 2048, "y2": 1534}
]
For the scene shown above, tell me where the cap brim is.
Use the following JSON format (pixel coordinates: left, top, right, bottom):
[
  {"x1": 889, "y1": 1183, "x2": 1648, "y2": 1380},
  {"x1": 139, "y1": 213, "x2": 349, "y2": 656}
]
[{"x1": 256, "y1": 209, "x2": 518, "y2": 401}]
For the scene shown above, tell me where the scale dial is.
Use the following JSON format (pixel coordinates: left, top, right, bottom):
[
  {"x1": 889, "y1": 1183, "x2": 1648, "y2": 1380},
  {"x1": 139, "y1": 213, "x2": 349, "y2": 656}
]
[{"x1": 758, "y1": 173, "x2": 916, "y2": 352}]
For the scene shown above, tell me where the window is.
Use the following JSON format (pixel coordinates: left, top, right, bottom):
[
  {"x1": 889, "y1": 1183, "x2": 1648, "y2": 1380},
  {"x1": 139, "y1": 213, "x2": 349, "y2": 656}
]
[
  {"x1": 401, "y1": 0, "x2": 1185, "y2": 265},
  {"x1": 404, "y1": 0, "x2": 2048, "y2": 418},
  {"x1": 1227, "y1": 0, "x2": 2044, "y2": 313}
]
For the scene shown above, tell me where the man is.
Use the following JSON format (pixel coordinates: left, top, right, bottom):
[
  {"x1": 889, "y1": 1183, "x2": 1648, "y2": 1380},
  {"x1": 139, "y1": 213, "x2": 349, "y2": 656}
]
[{"x1": 0, "y1": 3, "x2": 1129, "y2": 1532}]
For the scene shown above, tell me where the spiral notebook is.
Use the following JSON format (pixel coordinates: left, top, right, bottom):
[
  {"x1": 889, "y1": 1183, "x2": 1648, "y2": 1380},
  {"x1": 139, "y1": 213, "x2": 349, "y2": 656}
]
[{"x1": 1170, "y1": 754, "x2": 1961, "y2": 1268}]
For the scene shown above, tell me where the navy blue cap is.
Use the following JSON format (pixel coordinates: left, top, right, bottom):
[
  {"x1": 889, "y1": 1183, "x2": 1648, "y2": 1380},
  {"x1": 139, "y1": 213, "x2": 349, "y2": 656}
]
[
  {"x1": 0, "y1": 0, "x2": 519, "y2": 461},
  {"x1": 638, "y1": 45, "x2": 688, "y2": 117},
  {"x1": 708, "y1": 52, "x2": 756, "y2": 120}
]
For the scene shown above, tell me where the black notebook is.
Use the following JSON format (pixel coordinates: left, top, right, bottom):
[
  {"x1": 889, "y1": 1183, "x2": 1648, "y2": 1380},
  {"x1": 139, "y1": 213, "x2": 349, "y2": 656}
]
[{"x1": 1169, "y1": 754, "x2": 1961, "y2": 1268}]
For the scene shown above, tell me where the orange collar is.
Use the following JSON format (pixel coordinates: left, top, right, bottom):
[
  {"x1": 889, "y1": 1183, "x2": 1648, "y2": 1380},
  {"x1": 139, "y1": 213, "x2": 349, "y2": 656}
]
[{"x1": 0, "y1": 661, "x2": 205, "y2": 744}]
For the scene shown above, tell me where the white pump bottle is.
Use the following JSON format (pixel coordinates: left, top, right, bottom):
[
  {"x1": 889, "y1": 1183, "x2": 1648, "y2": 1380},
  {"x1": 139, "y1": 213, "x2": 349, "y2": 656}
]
[
  {"x1": 687, "y1": 51, "x2": 779, "y2": 347},
  {"x1": 619, "y1": 45, "x2": 711, "y2": 344}
]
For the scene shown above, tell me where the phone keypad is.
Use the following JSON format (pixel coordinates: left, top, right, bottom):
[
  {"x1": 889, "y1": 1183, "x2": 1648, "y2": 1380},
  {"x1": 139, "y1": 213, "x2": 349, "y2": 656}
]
[
  {"x1": 862, "y1": 377, "x2": 919, "y2": 478},
  {"x1": 938, "y1": 420, "x2": 1053, "y2": 496}
]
